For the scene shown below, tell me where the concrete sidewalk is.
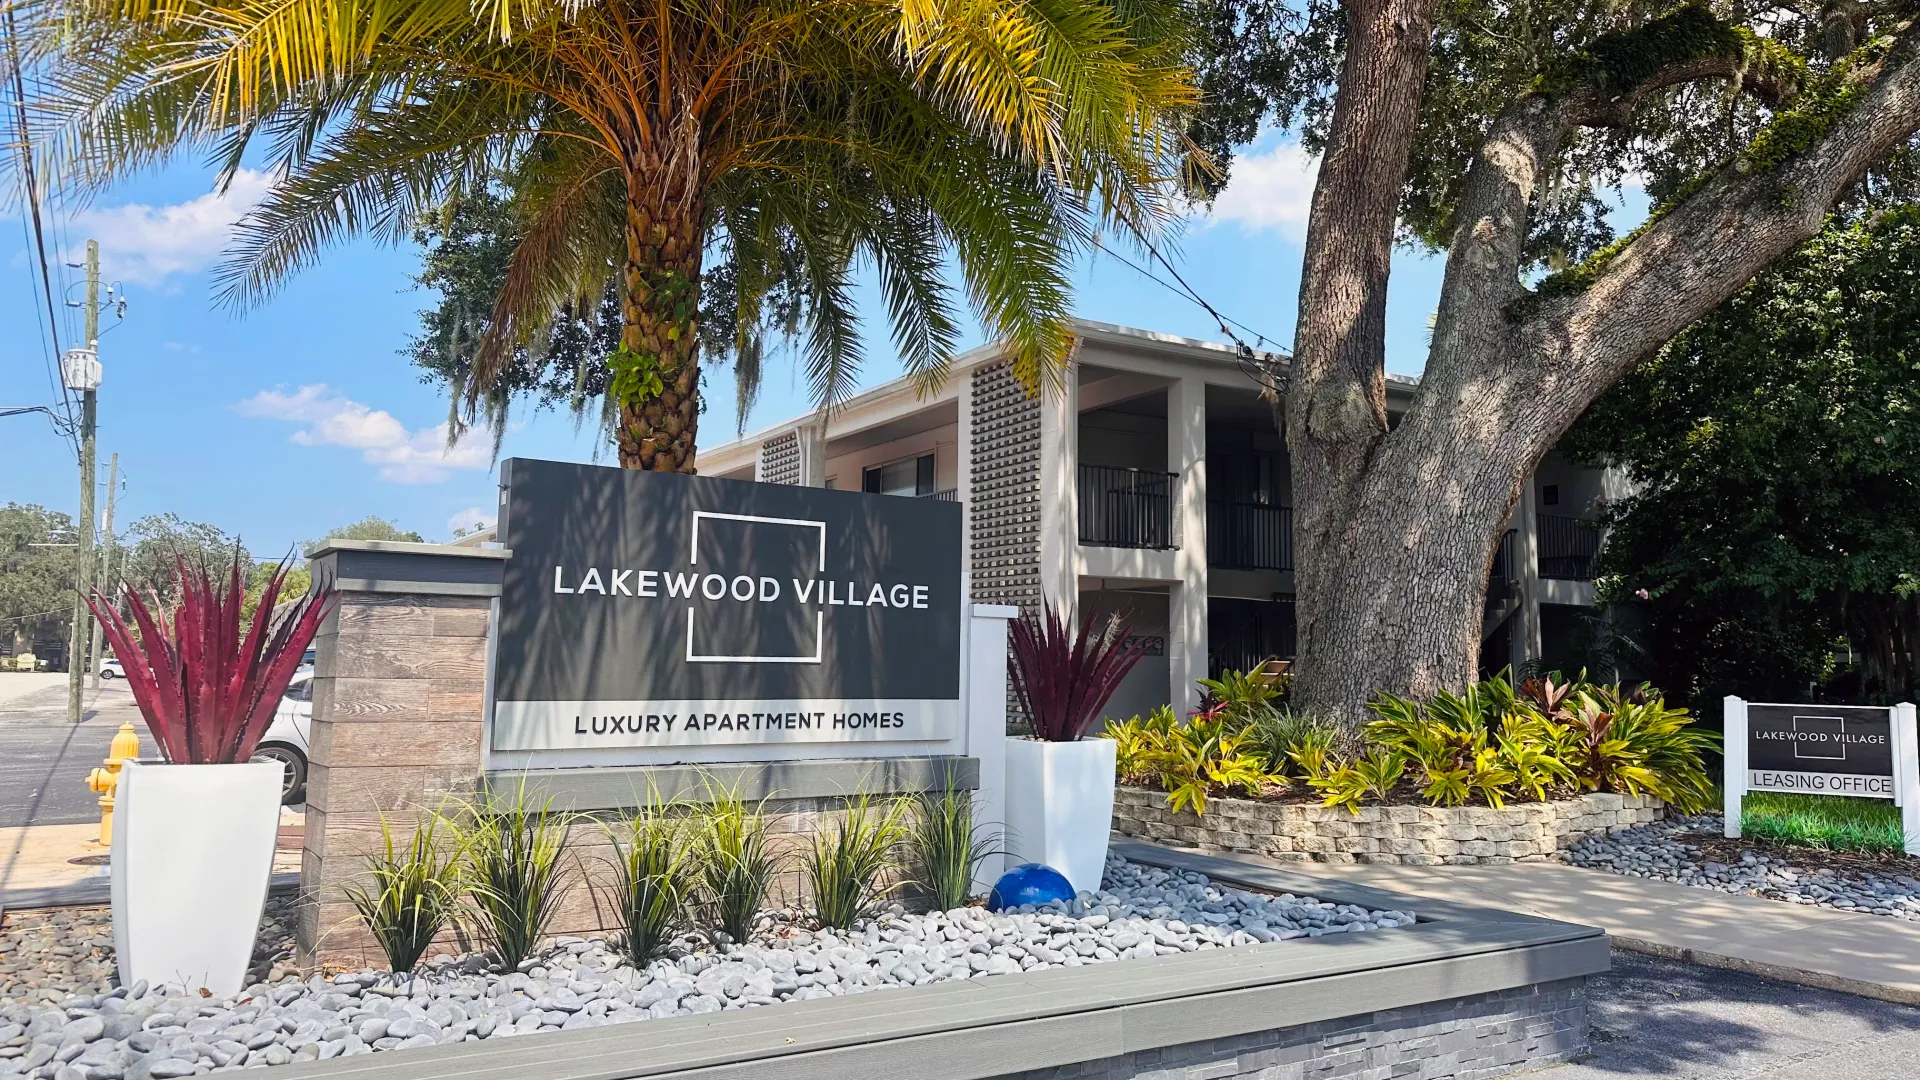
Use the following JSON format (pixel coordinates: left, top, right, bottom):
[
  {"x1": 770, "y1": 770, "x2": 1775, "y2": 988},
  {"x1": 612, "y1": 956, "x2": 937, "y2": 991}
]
[
  {"x1": 1154, "y1": 848, "x2": 1920, "y2": 1005},
  {"x1": 1, "y1": 809, "x2": 305, "y2": 910}
]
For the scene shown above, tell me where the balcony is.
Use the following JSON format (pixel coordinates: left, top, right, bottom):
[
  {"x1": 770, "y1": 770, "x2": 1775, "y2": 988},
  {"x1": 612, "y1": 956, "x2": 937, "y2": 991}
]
[
  {"x1": 1538, "y1": 515, "x2": 1601, "y2": 581},
  {"x1": 1207, "y1": 501, "x2": 1293, "y2": 571},
  {"x1": 1078, "y1": 464, "x2": 1177, "y2": 549},
  {"x1": 924, "y1": 489, "x2": 958, "y2": 502}
]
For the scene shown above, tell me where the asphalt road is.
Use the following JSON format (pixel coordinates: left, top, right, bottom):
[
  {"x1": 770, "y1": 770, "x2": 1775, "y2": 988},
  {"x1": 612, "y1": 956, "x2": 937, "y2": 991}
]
[
  {"x1": 1551, "y1": 950, "x2": 1920, "y2": 1079},
  {"x1": 0, "y1": 679, "x2": 154, "y2": 829}
]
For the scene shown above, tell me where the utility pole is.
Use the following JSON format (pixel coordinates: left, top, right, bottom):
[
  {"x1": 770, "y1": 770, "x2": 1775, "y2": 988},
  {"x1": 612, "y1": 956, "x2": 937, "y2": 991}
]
[
  {"x1": 88, "y1": 452, "x2": 119, "y2": 692},
  {"x1": 65, "y1": 239, "x2": 100, "y2": 726}
]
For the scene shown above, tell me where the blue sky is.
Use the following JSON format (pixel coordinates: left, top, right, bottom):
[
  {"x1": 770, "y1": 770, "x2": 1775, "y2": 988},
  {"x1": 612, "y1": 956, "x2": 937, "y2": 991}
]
[{"x1": 4, "y1": 136, "x2": 1455, "y2": 555}]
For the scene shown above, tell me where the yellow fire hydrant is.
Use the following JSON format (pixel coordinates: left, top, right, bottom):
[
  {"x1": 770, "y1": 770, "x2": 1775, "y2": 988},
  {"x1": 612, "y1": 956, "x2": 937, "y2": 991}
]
[{"x1": 86, "y1": 721, "x2": 142, "y2": 846}]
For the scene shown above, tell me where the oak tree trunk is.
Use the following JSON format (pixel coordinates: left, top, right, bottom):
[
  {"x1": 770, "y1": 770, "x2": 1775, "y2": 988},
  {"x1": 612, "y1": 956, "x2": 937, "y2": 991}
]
[{"x1": 617, "y1": 174, "x2": 704, "y2": 472}]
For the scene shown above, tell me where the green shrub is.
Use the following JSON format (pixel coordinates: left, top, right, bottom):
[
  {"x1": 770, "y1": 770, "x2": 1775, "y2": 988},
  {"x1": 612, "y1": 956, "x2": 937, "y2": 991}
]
[
  {"x1": 906, "y1": 776, "x2": 1001, "y2": 912},
  {"x1": 1741, "y1": 792, "x2": 1908, "y2": 853},
  {"x1": 1147, "y1": 704, "x2": 1282, "y2": 814},
  {"x1": 1366, "y1": 676, "x2": 1571, "y2": 808},
  {"x1": 341, "y1": 813, "x2": 466, "y2": 974},
  {"x1": 1244, "y1": 708, "x2": 1352, "y2": 780},
  {"x1": 1553, "y1": 685, "x2": 1718, "y2": 813},
  {"x1": 1310, "y1": 746, "x2": 1408, "y2": 811},
  {"x1": 805, "y1": 793, "x2": 911, "y2": 928},
  {"x1": 607, "y1": 797, "x2": 695, "y2": 964},
  {"x1": 694, "y1": 786, "x2": 780, "y2": 945},
  {"x1": 451, "y1": 779, "x2": 575, "y2": 970},
  {"x1": 1106, "y1": 706, "x2": 1178, "y2": 784}
]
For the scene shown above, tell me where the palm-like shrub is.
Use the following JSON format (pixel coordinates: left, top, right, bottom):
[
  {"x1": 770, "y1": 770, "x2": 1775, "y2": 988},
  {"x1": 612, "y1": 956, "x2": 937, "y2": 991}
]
[
  {"x1": 905, "y1": 777, "x2": 1000, "y2": 912},
  {"x1": 607, "y1": 799, "x2": 695, "y2": 964},
  {"x1": 805, "y1": 794, "x2": 911, "y2": 929},
  {"x1": 450, "y1": 780, "x2": 574, "y2": 970},
  {"x1": 27, "y1": 0, "x2": 1197, "y2": 471},
  {"x1": 1009, "y1": 602, "x2": 1148, "y2": 741},
  {"x1": 86, "y1": 555, "x2": 331, "y2": 763},
  {"x1": 694, "y1": 788, "x2": 779, "y2": 945},
  {"x1": 1555, "y1": 686, "x2": 1718, "y2": 813},
  {"x1": 342, "y1": 814, "x2": 467, "y2": 974}
]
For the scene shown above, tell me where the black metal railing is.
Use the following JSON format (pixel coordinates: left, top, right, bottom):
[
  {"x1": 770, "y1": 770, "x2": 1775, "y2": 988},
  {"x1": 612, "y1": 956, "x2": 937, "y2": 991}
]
[
  {"x1": 924, "y1": 488, "x2": 958, "y2": 502},
  {"x1": 1488, "y1": 529, "x2": 1518, "y2": 598},
  {"x1": 1206, "y1": 501, "x2": 1293, "y2": 570},
  {"x1": 1077, "y1": 464, "x2": 1177, "y2": 549},
  {"x1": 1538, "y1": 515, "x2": 1602, "y2": 580},
  {"x1": 1209, "y1": 597, "x2": 1297, "y2": 676}
]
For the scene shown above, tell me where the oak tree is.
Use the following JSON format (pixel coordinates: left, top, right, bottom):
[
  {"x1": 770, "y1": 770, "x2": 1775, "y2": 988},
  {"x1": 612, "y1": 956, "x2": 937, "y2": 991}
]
[{"x1": 1202, "y1": 0, "x2": 1920, "y2": 717}]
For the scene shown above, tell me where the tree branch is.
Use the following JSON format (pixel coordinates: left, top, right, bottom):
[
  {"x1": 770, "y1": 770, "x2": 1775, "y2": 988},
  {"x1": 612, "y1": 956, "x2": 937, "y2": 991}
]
[{"x1": 1521, "y1": 19, "x2": 1920, "y2": 422}]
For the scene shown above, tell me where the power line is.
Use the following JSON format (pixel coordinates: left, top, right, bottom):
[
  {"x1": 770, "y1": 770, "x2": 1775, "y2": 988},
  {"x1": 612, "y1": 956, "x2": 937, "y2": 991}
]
[
  {"x1": 1092, "y1": 235, "x2": 1291, "y2": 359},
  {"x1": 3, "y1": 6, "x2": 80, "y2": 460}
]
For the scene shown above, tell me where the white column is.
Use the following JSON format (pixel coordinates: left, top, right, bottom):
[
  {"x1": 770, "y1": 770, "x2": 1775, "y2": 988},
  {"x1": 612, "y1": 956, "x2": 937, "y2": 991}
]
[
  {"x1": 795, "y1": 422, "x2": 827, "y2": 486},
  {"x1": 966, "y1": 600, "x2": 1020, "y2": 890},
  {"x1": 1723, "y1": 696, "x2": 1747, "y2": 839},
  {"x1": 1168, "y1": 376, "x2": 1208, "y2": 715},
  {"x1": 1511, "y1": 475, "x2": 1543, "y2": 674},
  {"x1": 1037, "y1": 374, "x2": 1078, "y2": 619},
  {"x1": 1894, "y1": 702, "x2": 1920, "y2": 857}
]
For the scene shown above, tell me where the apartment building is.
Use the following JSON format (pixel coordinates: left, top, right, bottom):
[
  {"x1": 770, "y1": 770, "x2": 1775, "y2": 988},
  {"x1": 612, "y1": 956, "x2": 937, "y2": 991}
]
[{"x1": 701, "y1": 321, "x2": 1617, "y2": 719}]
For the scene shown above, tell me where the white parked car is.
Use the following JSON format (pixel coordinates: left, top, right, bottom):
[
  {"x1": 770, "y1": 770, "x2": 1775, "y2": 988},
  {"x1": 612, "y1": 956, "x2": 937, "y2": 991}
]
[
  {"x1": 99, "y1": 657, "x2": 125, "y2": 679},
  {"x1": 251, "y1": 668, "x2": 313, "y2": 805}
]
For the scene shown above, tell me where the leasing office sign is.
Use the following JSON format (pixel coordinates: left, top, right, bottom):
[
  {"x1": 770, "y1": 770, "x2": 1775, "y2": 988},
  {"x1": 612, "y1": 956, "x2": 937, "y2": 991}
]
[
  {"x1": 1746, "y1": 704, "x2": 1896, "y2": 797},
  {"x1": 1721, "y1": 696, "x2": 1920, "y2": 855},
  {"x1": 491, "y1": 458, "x2": 963, "y2": 751}
]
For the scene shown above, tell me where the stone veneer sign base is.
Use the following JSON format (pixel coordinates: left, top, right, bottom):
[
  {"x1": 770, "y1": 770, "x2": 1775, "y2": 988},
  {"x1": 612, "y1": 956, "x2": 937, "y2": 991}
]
[
  {"x1": 264, "y1": 844, "x2": 1605, "y2": 1080},
  {"x1": 1114, "y1": 788, "x2": 1667, "y2": 865}
]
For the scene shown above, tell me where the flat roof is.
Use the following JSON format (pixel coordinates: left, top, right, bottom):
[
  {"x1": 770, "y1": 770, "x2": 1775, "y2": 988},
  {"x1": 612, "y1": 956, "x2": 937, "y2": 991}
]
[{"x1": 700, "y1": 319, "x2": 1424, "y2": 465}]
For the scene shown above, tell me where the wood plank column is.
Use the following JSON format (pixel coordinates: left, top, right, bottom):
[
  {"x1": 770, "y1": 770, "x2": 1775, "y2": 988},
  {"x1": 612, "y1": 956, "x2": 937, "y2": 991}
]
[{"x1": 297, "y1": 539, "x2": 508, "y2": 968}]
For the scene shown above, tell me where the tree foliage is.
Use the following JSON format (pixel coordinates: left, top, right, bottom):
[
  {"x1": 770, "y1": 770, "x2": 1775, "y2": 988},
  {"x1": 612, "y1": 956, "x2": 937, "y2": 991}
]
[
  {"x1": 1568, "y1": 205, "x2": 1920, "y2": 705},
  {"x1": 21, "y1": 0, "x2": 1200, "y2": 468},
  {"x1": 1188, "y1": 0, "x2": 1920, "y2": 273},
  {"x1": 0, "y1": 504, "x2": 77, "y2": 647},
  {"x1": 117, "y1": 514, "x2": 249, "y2": 603}
]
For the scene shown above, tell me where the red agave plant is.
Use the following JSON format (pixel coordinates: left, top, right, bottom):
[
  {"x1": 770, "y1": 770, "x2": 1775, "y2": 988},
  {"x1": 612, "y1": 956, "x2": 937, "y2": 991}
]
[
  {"x1": 86, "y1": 555, "x2": 334, "y2": 764},
  {"x1": 1009, "y1": 602, "x2": 1147, "y2": 742}
]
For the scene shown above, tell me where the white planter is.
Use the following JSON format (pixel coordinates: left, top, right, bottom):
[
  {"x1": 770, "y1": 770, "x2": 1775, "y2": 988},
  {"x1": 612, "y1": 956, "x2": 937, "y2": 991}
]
[
  {"x1": 1003, "y1": 737, "x2": 1117, "y2": 895},
  {"x1": 112, "y1": 760, "x2": 283, "y2": 997}
]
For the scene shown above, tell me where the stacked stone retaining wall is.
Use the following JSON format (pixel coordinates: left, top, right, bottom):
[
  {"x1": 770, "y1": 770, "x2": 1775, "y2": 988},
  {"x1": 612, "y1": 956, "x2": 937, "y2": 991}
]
[
  {"x1": 1112, "y1": 787, "x2": 1665, "y2": 865},
  {"x1": 1003, "y1": 977, "x2": 1589, "y2": 1080}
]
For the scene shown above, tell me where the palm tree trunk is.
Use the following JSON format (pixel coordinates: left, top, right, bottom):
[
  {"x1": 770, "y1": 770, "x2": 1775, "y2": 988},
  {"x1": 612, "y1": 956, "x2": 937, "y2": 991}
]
[{"x1": 616, "y1": 181, "x2": 704, "y2": 472}]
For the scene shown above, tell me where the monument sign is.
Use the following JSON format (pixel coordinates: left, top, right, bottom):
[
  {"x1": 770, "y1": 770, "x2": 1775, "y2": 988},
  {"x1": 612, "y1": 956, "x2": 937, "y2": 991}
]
[
  {"x1": 491, "y1": 458, "x2": 965, "y2": 752},
  {"x1": 1722, "y1": 696, "x2": 1920, "y2": 855}
]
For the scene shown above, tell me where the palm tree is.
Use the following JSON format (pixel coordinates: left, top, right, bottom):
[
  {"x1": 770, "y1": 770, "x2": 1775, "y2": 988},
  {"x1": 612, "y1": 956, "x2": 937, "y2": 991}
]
[{"x1": 19, "y1": 0, "x2": 1197, "y2": 470}]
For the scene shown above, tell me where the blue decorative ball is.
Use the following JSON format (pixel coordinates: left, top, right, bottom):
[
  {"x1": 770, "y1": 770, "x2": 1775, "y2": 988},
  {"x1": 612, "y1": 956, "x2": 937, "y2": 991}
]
[{"x1": 988, "y1": 863, "x2": 1076, "y2": 911}]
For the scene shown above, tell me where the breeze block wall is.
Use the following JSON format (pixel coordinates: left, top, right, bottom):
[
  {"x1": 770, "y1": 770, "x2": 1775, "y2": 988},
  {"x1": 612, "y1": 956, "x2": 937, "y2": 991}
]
[
  {"x1": 756, "y1": 431, "x2": 800, "y2": 485},
  {"x1": 968, "y1": 360, "x2": 1042, "y2": 613},
  {"x1": 1113, "y1": 789, "x2": 1665, "y2": 865}
]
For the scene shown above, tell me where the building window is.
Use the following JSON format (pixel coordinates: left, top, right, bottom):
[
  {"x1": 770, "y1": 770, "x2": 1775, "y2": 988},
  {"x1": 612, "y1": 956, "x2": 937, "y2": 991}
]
[
  {"x1": 823, "y1": 477, "x2": 837, "y2": 490},
  {"x1": 1542, "y1": 484, "x2": 1560, "y2": 506},
  {"x1": 863, "y1": 453, "x2": 935, "y2": 497}
]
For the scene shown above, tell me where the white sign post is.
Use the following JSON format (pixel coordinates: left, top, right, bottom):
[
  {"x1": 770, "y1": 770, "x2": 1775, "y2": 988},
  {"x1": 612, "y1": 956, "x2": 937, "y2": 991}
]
[{"x1": 1723, "y1": 695, "x2": 1920, "y2": 856}]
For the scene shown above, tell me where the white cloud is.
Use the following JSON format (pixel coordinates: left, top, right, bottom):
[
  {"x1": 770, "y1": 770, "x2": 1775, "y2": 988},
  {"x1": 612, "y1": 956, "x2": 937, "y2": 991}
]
[
  {"x1": 237, "y1": 384, "x2": 492, "y2": 484},
  {"x1": 71, "y1": 169, "x2": 277, "y2": 285},
  {"x1": 446, "y1": 507, "x2": 497, "y2": 538},
  {"x1": 1205, "y1": 143, "x2": 1320, "y2": 240}
]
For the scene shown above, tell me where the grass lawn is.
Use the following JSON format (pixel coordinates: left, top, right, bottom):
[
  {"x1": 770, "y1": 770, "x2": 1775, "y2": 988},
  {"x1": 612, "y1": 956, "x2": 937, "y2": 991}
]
[{"x1": 1740, "y1": 792, "x2": 1909, "y2": 853}]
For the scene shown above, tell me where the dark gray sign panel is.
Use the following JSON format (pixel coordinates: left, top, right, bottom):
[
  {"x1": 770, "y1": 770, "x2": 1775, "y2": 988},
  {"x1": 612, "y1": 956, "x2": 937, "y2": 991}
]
[
  {"x1": 491, "y1": 458, "x2": 962, "y2": 750},
  {"x1": 1746, "y1": 703, "x2": 1895, "y2": 797}
]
